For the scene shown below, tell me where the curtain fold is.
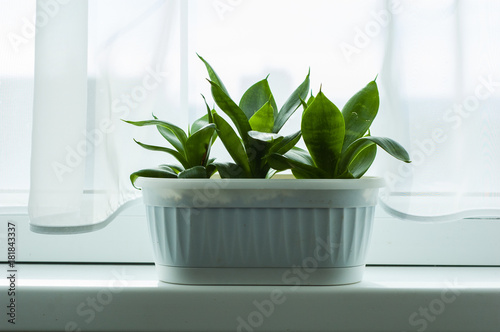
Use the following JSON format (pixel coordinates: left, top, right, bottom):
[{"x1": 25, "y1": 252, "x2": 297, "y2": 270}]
[
  {"x1": 377, "y1": 1, "x2": 500, "y2": 221},
  {"x1": 28, "y1": 0, "x2": 181, "y2": 233}
]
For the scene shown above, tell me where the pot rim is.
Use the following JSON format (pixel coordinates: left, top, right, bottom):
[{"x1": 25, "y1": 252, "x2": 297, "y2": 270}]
[{"x1": 136, "y1": 176, "x2": 385, "y2": 191}]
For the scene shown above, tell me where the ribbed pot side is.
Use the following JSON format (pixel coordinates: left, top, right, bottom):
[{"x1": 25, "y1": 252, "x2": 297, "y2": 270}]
[{"x1": 146, "y1": 206, "x2": 375, "y2": 268}]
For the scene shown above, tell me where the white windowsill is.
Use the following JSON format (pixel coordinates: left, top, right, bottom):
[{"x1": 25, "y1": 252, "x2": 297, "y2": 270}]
[{"x1": 2, "y1": 265, "x2": 500, "y2": 332}]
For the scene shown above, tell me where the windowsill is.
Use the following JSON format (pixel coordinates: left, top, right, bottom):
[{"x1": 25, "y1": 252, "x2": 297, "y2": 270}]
[{"x1": 3, "y1": 265, "x2": 500, "y2": 332}]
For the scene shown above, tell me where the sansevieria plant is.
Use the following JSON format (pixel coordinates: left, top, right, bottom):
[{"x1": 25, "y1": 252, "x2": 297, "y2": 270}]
[
  {"x1": 123, "y1": 101, "x2": 217, "y2": 187},
  {"x1": 125, "y1": 55, "x2": 410, "y2": 185},
  {"x1": 267, "y1": 80, "x2": 411, "y2": 178},
  {"x1": 199, "y1": 54, "x2": 310, "y2": 178}
]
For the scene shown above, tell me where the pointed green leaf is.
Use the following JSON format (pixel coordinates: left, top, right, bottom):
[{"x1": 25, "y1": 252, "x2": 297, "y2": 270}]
[
  {"x1": 197, "y1": 99, "x2": 218, "y2": 146},
  {"x1": 247, "y1": 130, "x2": 283, "y2": 143},
  {"x1": 159, "y1": 164, "x2": 184, "y2": 174},
  {"x1": 337, "y1": 144, "x2": 377, "y2": 179},
  {"x1": 213, "y1": 113, "x2": 251, "y2": 176},
  {"x1": 201, "y1": 94, "x2": 214, "y2": 123},
  {"x1": 267, "y1": 130, "x2": 301, "y2": 155},
  {"x1": 248, "y1": 101, "x2": 275, "y2": 132},
  {"x1": 246, "y1": 131, "x2": 282, "y2": 177},
  {"x1": 301, "y1": 91, "x2": 344, "y2": 176},
  {"x1": 208, "y1": 80, "x2": 252, "y2": 146},
  {"x1": 130, "y1": 168, "x2": 177, "y2": 189},
  {"x1": 267, "y1": 151, "x2": 326, "y2": 179},
  {"x1": 266, "y1": 153, "x2": 294, "y2": 171},
  {"x1": 291, "y1": 169, "x2": 315, "y2": 179},
  {"x1": 198, "y1": 54, "x2": 230, "y2": 96},
  {"x1": 206, "y1": 163, "x2": 217, "y2": 178},
  {"x1": 267, "y1": 147, "x2": 315, "y2": 170},
  {"x1": 337, "y1": 136, "x2": 411, "y2": 176},
  {"x1": 213, "y1": 162, "x2": 249, "y2": 178},
  {"x1": 133, "y1": 139, "x2": 189, "y2": 168},
  {"x1": 123, "y1": 119, "x2": 187, "y2": 155},
  {"x1": 239, "y1": 78, "x2": 278, "y2": 120},
  {"x1": 306, "y1": 93, "x2": 315, "y2": 107},
  {"x1": 341, "y1": 80, "x2": 379, "y2": 152},
  {"x1": 190, "y1": 113, "x2": 210, "y2": 136},
  {"x1": 185, "y1": 123, "x2": 216, "y2": 167},
  {"x1": 348, "y1": 144, "x2": 377, "y2": 178},
  {"x1": 265, "y1": 168, "x2": 278, "y2": 179},
  {"x1": 178, "y1": 166, "x2": 210, "y2": 178},
  {"x1": 273, "y1": 70, "x2": 310, "y2": 133},
  {"x1": 299, "y1": 96, "x2": 308, "y2": 111},
  {"x1": 286, "y1": 147, "x2": 316, "y2": 167}
]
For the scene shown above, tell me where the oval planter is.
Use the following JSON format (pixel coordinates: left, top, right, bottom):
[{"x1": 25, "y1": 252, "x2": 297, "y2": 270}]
[{"x1": 137, "y1": 176, "x2": 385, "y2": 285}]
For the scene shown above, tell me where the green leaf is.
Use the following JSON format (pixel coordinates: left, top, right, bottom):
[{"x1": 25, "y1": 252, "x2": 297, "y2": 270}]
[
  {"x1": 247, "y1": 131, "x2": 283, "y2": 143},
  {"x1": 265, "y1": 168, "x2": 278, "y2": 179},
  {"x1": 206, "y1": 163, "x2": 217, "y2": 178},
  {"x1": 246, "y1": 131, "x2": 283, "y2": 177},
  {"x1": 267, "y1": 147, "x2": 315, "y2": 170},
  {"x1": 201, "y1": 94, "x2": 214, "y2": 123},
  {"x1": 198, "y1": 54, "x2": 230, "y2": 96},
  {"x1": 213, "y1": 162, "x2": 249, "y2": 178},
  {"x1": 246, "y1": 136, "x2": 272, "y2": 178},
  {"x1": 273, "y1": 70, "x2": 310, "y2": 133},
  {"x1": 130, "y1": 168, "x2": 177, "y2": 189},
  {"x1": 337, "y1": 136, "x2": 411, "y2": 175},
  {"x1": 133, "y1": 139, "x2": 189, "y2": 168},
  {"x1": 337, "y1": 144, "x2": 377, "y2": 179},
  {"x1": 198, "y1": 98, "x2": 218, "y2": 146},
  {"x1": 190, "y1": 113, "x2": 210, "y2": 136},
  {"x1": 248, "y1": 100, "x2": 275, "y2": 132},
  {"x1": 267, "y1": 130, "x2": 301, "y2": 155},
  {"x1": 341, "y1": 80, "x2": 379, "y2": 152},
  {"x1": 285, "y1": 147, "x2": 316, "y2": 167},
  {"x1": 348, "y1": 144, "x2": 377, "y2": 178},
  {"x1": 185, "y1": 123, "x2": 216, "y2": 167},
  {"x1": 123, "y1": 119, "x2": 187, "y2": 155},
  {"x1": 267, "y1": 151, "x2": 326, "y2": 179},
  {"x1": 208, "y1": 80, "x2": 252, "y2": 146},
  {"x1": 306, "y1": 93, "x2": 315, "y2": 107},
  {"x1": 213, "y1": 113, "x2": 251, "y2": 176},
  {"x1": 301, "y1": 91, "x2": 344, "y2": 176},
  {"x1": 239, "y1": 78, "x2": 278, "y2": 120},
  {"x1": 159, "y1": 164, "x2": 184, "y2": 174},
  {"x1": 178, "y1": 166, "x2": 210, "y2": 178},
  {"x1": 298, "y1": 96, "x2": 308, "y2": 111}
]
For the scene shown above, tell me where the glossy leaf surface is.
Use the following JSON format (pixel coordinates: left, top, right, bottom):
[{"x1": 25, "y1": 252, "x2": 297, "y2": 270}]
[
  {"x1": 301, "y1": 91, "x2": 344, "y2": 176},
  {"x1": 213, "y1": 113, "x2": 251, "y2": 176},
  {"x1": 341, "y1": 80, "x2": 379, "y2": 152},
  {"x1": 248, "y1": 101, "x2": 275, "y2": 133},
  {"x1": 133, "y1": 139, "x2": 189, "y2": 168},
  {"x1": 273, "y1": 70, "x2": 310, "y2": 132},
  {"x1": 185, "y1": 123, "x2": 216, "y2": 167},
  {"x1": 123, "y1": 119, "x2": 187, "y2": 155},
  {"x1": 239, "y1": 78, "x2": 278, "y2": 120}
]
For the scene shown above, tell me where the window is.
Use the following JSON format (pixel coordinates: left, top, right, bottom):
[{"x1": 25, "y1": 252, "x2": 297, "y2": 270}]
[{"x1": 1, "y1": 0, "x2": 499, "y2": 265}]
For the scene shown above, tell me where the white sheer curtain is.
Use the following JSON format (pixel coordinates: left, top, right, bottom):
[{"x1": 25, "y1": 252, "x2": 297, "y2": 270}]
[
  {"x1": 1, "y1": 1, "x2": 499, "y2": 234},
  {"x1": 377, "y1": 1, "x2": 500, "y2": 221},
  {"x1": 28, "y1": 0, "x2": 184, "y2": 233}
]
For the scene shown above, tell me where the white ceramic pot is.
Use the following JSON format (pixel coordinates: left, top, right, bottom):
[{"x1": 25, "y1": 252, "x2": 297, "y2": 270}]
[{"x1": 137, "y1": 176, "x2": 385, "y2": 285}]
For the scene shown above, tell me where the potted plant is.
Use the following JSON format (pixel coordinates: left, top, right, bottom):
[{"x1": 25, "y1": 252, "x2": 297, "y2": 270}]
[{"x1": 125, "y1": 56, "x2": 410, "y2": 285}]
